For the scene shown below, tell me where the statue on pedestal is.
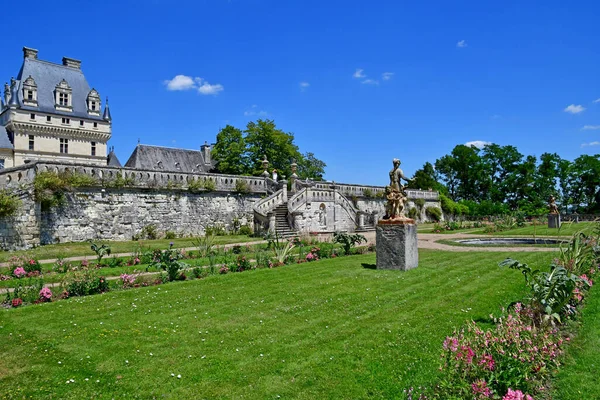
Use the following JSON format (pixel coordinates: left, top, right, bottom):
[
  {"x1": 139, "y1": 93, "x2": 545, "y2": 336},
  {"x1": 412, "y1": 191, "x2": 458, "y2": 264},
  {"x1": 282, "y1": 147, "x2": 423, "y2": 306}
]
[
  {"x1": 548, "y1": 195, "x2": 559, "y2": 214},
  {"x1": 384, "y1": 158, "x2": 413, "y2": 220}
]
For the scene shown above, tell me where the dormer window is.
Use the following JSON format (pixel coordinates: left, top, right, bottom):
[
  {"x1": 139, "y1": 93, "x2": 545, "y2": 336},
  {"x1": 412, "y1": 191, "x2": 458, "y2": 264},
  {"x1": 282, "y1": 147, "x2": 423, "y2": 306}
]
[
  {"x1": 87, "y1": 89, "x2": 101, "y2": 116},
  {"x1": 22, "y1": 75, "x2": 38, "y2": 107},
  {"x1": 55, "y1": 79, "x2": 73, "y2": 111}
]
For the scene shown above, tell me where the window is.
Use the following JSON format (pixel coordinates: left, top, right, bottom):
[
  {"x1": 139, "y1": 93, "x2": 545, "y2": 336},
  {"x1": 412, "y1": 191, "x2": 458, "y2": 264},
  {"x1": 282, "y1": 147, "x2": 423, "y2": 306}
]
[
  {"x1": 91, "y1": 142, "x2": 96, "y2": 156},
  {"x1": 59, "y1": 92, "x2": 69, "y2": 106},
  {"x1": 0, "y1": 159, "x2": 4, "y2": 170},
  {"x1": 46, "y1": 116, "x2": 51, "y2": 122},
  {"x1": 62, "y1": 118, "x2": 70, "y2": 125},
  {"x1": 93, "y1": 122, "x2": 98, "y2": 128},
  {"x1": 29, "y1": 135, "x2": 34, "y2": 151},
  {"x1": 27, "y1": 90, "x2": 33, "y2": 100},
  {"x1": 30, "y1": 113, "x2": 35, "y2": 120},
  {"x1": 91, "y1": 101, "x2": 96, "y2": 111},
  {"x1": 60, "y1": 138, "x2": 69, "y2": 154},
  {"x1": 80, "y1": 120, "x2": 84, "y2": 127}
]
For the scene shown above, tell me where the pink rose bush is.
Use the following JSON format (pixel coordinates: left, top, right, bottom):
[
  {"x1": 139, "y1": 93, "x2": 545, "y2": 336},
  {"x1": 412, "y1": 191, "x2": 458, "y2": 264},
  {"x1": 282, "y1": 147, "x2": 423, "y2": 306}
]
[
  {"x1": 13, "y1": 267, "x2": 26, "y2": 278},
  {"x1": 39, "y1": 287, "x2": 53, "y2": 302}
]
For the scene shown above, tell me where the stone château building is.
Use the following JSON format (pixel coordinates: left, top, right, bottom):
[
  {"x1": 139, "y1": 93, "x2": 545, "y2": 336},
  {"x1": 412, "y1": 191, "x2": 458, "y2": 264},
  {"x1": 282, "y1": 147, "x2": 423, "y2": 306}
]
[{"x1": 0, "y1": 47, "x2": 112, "y2": 169}]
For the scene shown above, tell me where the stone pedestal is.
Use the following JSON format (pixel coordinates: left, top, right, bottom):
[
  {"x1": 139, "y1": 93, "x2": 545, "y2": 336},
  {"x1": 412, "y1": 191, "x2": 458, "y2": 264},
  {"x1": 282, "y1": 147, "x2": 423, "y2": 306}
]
[
  {"x1": 376, "y1": 219, "x2": 418, "y2": 271},
  {"x1": 548, "y1": 213, "x2": 561, "y2": 229}
]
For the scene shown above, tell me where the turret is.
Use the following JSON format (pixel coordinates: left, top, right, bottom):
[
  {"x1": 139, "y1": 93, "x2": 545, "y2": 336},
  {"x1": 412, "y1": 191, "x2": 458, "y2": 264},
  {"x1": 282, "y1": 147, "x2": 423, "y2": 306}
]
[{"x1": 103, "y1": 97, "x2": 112, "y2": 121}]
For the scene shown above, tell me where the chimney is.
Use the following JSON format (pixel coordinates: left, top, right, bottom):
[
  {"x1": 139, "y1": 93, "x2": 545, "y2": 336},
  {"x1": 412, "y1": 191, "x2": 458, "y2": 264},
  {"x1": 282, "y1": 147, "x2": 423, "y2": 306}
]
[
  {"x1": 23, "y1": 47, "x2": 38, "y2": 59},
  {"x1": 201, "y1": 141, "x2": 211, "y2": 165},
  {"x1": 62, "y1": 57, "x2": 82, "y2": 69}
]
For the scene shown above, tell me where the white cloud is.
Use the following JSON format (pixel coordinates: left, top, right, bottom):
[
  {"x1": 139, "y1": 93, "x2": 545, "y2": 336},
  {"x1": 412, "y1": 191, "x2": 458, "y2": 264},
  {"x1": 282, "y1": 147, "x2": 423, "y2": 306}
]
[
  {"x1": 581, "y1": 141, "x2": 600, "y2": 148},
  {"x1": 299, "y1": 82, "x2": 310, "y2": 91},
  {"x1": 465, "y1": 140, "x2": 491, "y2": 149},
  {"x1": 163, "y1": 75, "x2": 224, "y2": 95},
  {"x1": 564, "y1": 104, "x2": 585, "y2": 114},
  {"x1": 353, "y1": 68, "x2": 366, "y2": 79},
  {"x1": 382, "y1": 72, "x2": 394, "y2": 81},
  {"x1": 361, "y1": 79, "x2": 379, "y2": 85},
  {"x1": 197, "y1": 82, "x2": 224, "y2": 95},
  {"x1": 244, "y1": 105, "x2": 268, "y2": 117},
  {"x1": 456, "y1": 40, "x2": 467, "y2": 48},
  {"x1": 582, "y1": 125, "x2": 600, "y2": 130},
  {"x1": 594, "y1": 98, "x2": 600, "y2": 103},
  {"x1": 164, "y1": 75, "x2": 196, "y2": 91}
]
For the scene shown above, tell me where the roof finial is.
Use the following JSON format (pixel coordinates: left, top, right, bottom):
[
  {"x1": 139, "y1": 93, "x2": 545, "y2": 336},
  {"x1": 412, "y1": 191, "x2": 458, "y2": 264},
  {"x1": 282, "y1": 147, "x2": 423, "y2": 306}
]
[
  {"x1": 8, "y1": 78, "x2": 19, "y2": 108},
  {"x1": 102, "y1": 96, "x2": 112, "y2": 121}
]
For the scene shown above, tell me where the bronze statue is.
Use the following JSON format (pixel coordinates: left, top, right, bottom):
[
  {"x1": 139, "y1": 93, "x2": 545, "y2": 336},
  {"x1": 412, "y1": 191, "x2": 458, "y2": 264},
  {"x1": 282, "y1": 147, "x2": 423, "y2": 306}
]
[
  {"x1": 384, "y1": 158, "x2": 413, "y2": 220},
  {"x1": 548, "y1": 195, "x2": 559, "y2": 214}
]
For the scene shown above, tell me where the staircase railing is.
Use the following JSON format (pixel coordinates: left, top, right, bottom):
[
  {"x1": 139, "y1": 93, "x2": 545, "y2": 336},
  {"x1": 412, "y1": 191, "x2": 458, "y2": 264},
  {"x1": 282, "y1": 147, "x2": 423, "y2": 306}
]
[{"x1": 287, "y1": 187, "x2": 358, "y2": 228}]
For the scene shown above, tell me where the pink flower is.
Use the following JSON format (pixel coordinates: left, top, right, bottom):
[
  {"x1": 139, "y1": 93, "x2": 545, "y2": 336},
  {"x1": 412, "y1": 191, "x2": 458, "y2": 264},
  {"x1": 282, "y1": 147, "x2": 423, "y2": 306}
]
[
  {"x1": 13, "y1": 267, "x2": 26, "y2": 278},
  {"x1": 471, "y1": 380, "x2": 491, "y2": 398},
  {"x1": 39, "y1": 287, "x2": 53, "y2": 301},
  {"x1": 11, "y1": 298, "x2": 23, "y2": 307},
  {"x1": 502, "y1": 389, "x2": 534, "y2": 400}
]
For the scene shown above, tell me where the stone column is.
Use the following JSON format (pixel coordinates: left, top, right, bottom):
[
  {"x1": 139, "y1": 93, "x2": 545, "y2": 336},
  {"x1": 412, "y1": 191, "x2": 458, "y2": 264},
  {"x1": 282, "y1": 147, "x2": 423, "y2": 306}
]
[
  {"x1": 357, "y1": 212, "x2": 365, "y2": 230},
  {"x1": 281, "y1": 180, "x2": 288, "y2": 201},
  {"x1": 268, "y1": 212, "x2": 276, "y2": 233}
]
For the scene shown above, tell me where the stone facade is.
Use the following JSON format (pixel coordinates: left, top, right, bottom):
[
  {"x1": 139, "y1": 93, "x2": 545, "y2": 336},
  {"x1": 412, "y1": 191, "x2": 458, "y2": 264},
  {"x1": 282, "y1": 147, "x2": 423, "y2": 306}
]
[{"x1": 0, "y1": 187, "x2": 259, "y2": 250}]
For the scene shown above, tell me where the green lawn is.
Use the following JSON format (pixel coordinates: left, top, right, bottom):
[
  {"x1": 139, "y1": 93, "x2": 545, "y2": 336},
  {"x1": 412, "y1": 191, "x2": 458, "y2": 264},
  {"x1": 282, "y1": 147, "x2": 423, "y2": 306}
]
[
  {"x1": 553, "y1": 285, "x2": 600, "y2": 399},
  {"x1": 0, "y1": 250, "x2": 555, "y2": 399},
  {"x1": 468, "y1": 221, "x2": 596, "y2": 237},
  {"x1": 0, "y1": 235, "x2": 261, "y2": 264}
]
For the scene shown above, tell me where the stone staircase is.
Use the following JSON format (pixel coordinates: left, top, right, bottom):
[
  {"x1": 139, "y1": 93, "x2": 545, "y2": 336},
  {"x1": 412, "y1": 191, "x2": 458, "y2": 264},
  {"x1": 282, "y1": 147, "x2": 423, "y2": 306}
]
[{"x1": 274, "y1": 203, "x2": 297, "y2": 238}]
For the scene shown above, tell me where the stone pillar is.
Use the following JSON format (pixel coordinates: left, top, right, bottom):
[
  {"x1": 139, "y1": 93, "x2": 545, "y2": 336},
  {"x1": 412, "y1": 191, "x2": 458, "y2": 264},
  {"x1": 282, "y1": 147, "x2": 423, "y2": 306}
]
[
  {"x1": 548, "y1": 213, "x2": 561, "y2": 229},
  {"x1": 376, "y1": 219, "x2": 418, "y2": 271},
  {"x1": 281, "y1": 180, "x2": 288, "y2": 201},
  {"x1": 357, "y1": 212, "x2": 365, "y2": 230},
  {"x1": 268, "y1": 212, "x2": 276, "y2": 233},
  {"x1": 292, "y1": 212, "x2": 303, "y2": 232}
]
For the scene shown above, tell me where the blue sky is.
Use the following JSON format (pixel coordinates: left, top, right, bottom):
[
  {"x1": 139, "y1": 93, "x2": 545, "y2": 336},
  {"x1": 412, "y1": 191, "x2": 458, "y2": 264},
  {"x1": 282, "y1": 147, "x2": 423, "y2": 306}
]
[{"x1": 2, "y1": 0, "x2": 600, "y2": 186}]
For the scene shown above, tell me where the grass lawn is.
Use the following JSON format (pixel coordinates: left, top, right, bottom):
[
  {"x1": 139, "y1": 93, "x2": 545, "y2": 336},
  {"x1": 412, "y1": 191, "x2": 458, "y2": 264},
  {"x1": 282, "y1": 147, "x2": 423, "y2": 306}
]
[
  {"x1": 0, "y1": 249, "x2": 554, "y2": 399},
  {"x1": 0, "y1": 235, "x2": 261, "y2": 264},
  {"x1": 553, "y1": 285, "x2": 600, "y2": 399},
  {"x1": 468, "y1": 221, "x2": 596, "y2": 237}
]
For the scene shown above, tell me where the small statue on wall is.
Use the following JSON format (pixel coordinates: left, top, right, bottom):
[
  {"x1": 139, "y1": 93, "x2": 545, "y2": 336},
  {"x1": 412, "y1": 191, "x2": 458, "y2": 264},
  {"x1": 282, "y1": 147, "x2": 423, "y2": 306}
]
[
  {"x1": 318, "y1": 203, "x2": 327, "y2": 226},
  {"x1": 384, "y1": 158, "x2": 413, "y2": 220}
]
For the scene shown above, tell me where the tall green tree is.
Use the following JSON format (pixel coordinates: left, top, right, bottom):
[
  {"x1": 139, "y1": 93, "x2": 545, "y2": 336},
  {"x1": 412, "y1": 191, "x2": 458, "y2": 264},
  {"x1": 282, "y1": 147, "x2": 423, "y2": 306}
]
[
  {"x1": 245, "y1": 119, "x2": 303, "y2": 178},
  {"x1": 435, "y1": 145, "x2": 489, "y2": 201},
  {"x1": 406, "y1": 162, "x2": 445, "y2": 193},
  {"x1": 211, "y1": 125, "x2": 248, "y2": 175},
  {"x1": 297, "y1": 152, "x2": 326, "y2": 180},
  {"x1": 568, "y1": 155, "x2": 600, "y2": 212},
  {"x1": 481, "y1": 144, "x2": 523, "y2": 203}
]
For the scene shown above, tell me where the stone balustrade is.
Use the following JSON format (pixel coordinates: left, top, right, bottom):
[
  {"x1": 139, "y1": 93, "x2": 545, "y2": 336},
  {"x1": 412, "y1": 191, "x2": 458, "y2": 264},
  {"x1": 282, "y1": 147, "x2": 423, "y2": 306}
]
[{"x1": 0, "y1": 161, "x2": 269, "y2": 194}]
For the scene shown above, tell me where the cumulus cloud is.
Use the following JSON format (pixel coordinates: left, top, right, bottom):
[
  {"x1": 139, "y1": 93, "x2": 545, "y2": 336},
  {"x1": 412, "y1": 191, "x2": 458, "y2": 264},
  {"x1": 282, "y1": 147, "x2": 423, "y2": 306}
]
[
  {"x1": 594, "y1": 98, "x2": 600, "y2": 103},
  {"x1": 564, "y1": 104, "x2": 585, "y2": 114},
  {"x1": 299, "y1": 82, "x2": 310, "y2": 91},
  {"x1": 456, "y1": 40, "x2": 467, "y2": 48},
  {"x1": 582, "y1": 125, "x2": 600, "y2": 130},
  {"x1": 581, "y1": 141, "x2": 600, "y2": 148},
  {"x1": 164, "y1": 75, "x2": 196, "y2": 91},
  {"x1": 465, "y1": 140, "x2": 491, "y2": 149},
  {"x1": 164, "y1": 75, "x2": 224, "y2": 95},
  {"x1": 353, "y1": 68, "x2": 366, "y2": 79},
  {"x1": 382, "y1": 72, "x2": 394, "y2": 81}
]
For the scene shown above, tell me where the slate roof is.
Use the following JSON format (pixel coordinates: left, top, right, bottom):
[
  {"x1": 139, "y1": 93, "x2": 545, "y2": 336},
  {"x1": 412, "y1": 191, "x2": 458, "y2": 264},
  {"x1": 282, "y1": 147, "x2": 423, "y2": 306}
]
[
  {"x1": 14, "y1": 58, "x2": 104, "y2": 120},
  {"x1": 124, "y1": 145, "x2": 213, "y2": 173},
  {"x1": 0, "y1": 125, "x2": 14, "y2": 149},
  {"x1": 107, "y1": 147, "x2": 122, "y2": 167}
]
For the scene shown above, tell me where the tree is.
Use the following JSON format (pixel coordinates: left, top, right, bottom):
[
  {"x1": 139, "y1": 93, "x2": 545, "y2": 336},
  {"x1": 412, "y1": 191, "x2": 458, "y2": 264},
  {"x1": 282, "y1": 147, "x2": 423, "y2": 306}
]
[
  {"x1": 406, "y1": 162, "x2": 445, "y2": 193},
  {"x1": 481, "y1": 144, "x2": 523, "y2": 203},
  {"x1": 297, "y1": 152, "x2": 326, "y2": 180},
  {"x1": 245, "y1": 119, "x2": 302, "y2": 178},
  {"x1": 435, "y1": 145, "x2": 489, "y2": 201},
  {"x1": 211, "y1": 125, "x2": 248, "y2": 175},
  {"x1": 568, "y1": 155, "x2": 600, "y2": 212}
]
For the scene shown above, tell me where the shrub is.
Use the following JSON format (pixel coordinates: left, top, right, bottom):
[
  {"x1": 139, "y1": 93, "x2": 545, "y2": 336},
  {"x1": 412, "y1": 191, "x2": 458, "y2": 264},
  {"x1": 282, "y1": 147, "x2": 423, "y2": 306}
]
[
  {"x1": 23, "y1": 258, "x2": 42, "y2": 274},
  {"x1": 333, "y1": 232, "x2": 367, "y2": 255},
  {"x1": 39, "y1": 287, "x2": 53, "y2": 302},
  {"x1": 120, "y1": 273, "x2": 137, "y2": 288},
  {"x1": 238, "y1": 224, "x2": 253, "y2": 236},
  {"x1": 165, "y1": 231, "x2": 177, "y2": 239},
  {"x1": 148, "y1": 244, "x2": 188, "y2": 282},
  {"x1": 362, "y1": 188, "x2": 374, "y2": 198},
  {"x1": 234, "y1": 179, "x2": 250, "y2": 193},
  {"x1": 407, "y1": 207, "x2": 418, "y2": 220},
  {"x1": 33, "y1": 171, "x2": 69, "y2": 210},
  {"x1": 205, "y1": 223, "x2": 227, "y2": 236},
  {"x1": 425, "y1": 206, "x2": 442, "y2": 222},
  {"x1": 13, "y1": 267, "x2": 26, "y2": 279},
  {"x1": 188, "y1": 178, "x2": 204, "y2": 193},
  {"x1": 204, "y1": 178, "x2": 216, "y2": 192},
  {"x1": 0, "y1": 190, "x2": 21, "y2": 217},
  {"x1": 414, "y1": 198, "x2": 425, "y2": 209},
  {"x1": 107, "y1": 172, "x2": 135, "y2": 188},
  {"x1": 62, "y1": 268, "x2": 109, "y2": 297},
  {"x1": 232, "y1": 255, "x2": 252, "y2": 272},
  {"x1": 139, "y1": 225, "x2": 158, "y2": 240},
  {"x1": 192, "y1": 235, "x2": 216, "y2": 258}
]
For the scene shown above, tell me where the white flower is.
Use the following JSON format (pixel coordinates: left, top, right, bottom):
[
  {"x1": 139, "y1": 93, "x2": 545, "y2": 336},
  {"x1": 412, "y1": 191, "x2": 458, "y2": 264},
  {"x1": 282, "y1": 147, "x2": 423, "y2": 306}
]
[{"x1": 177, "y1": 374, "x2": 182, "y2": 379}]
